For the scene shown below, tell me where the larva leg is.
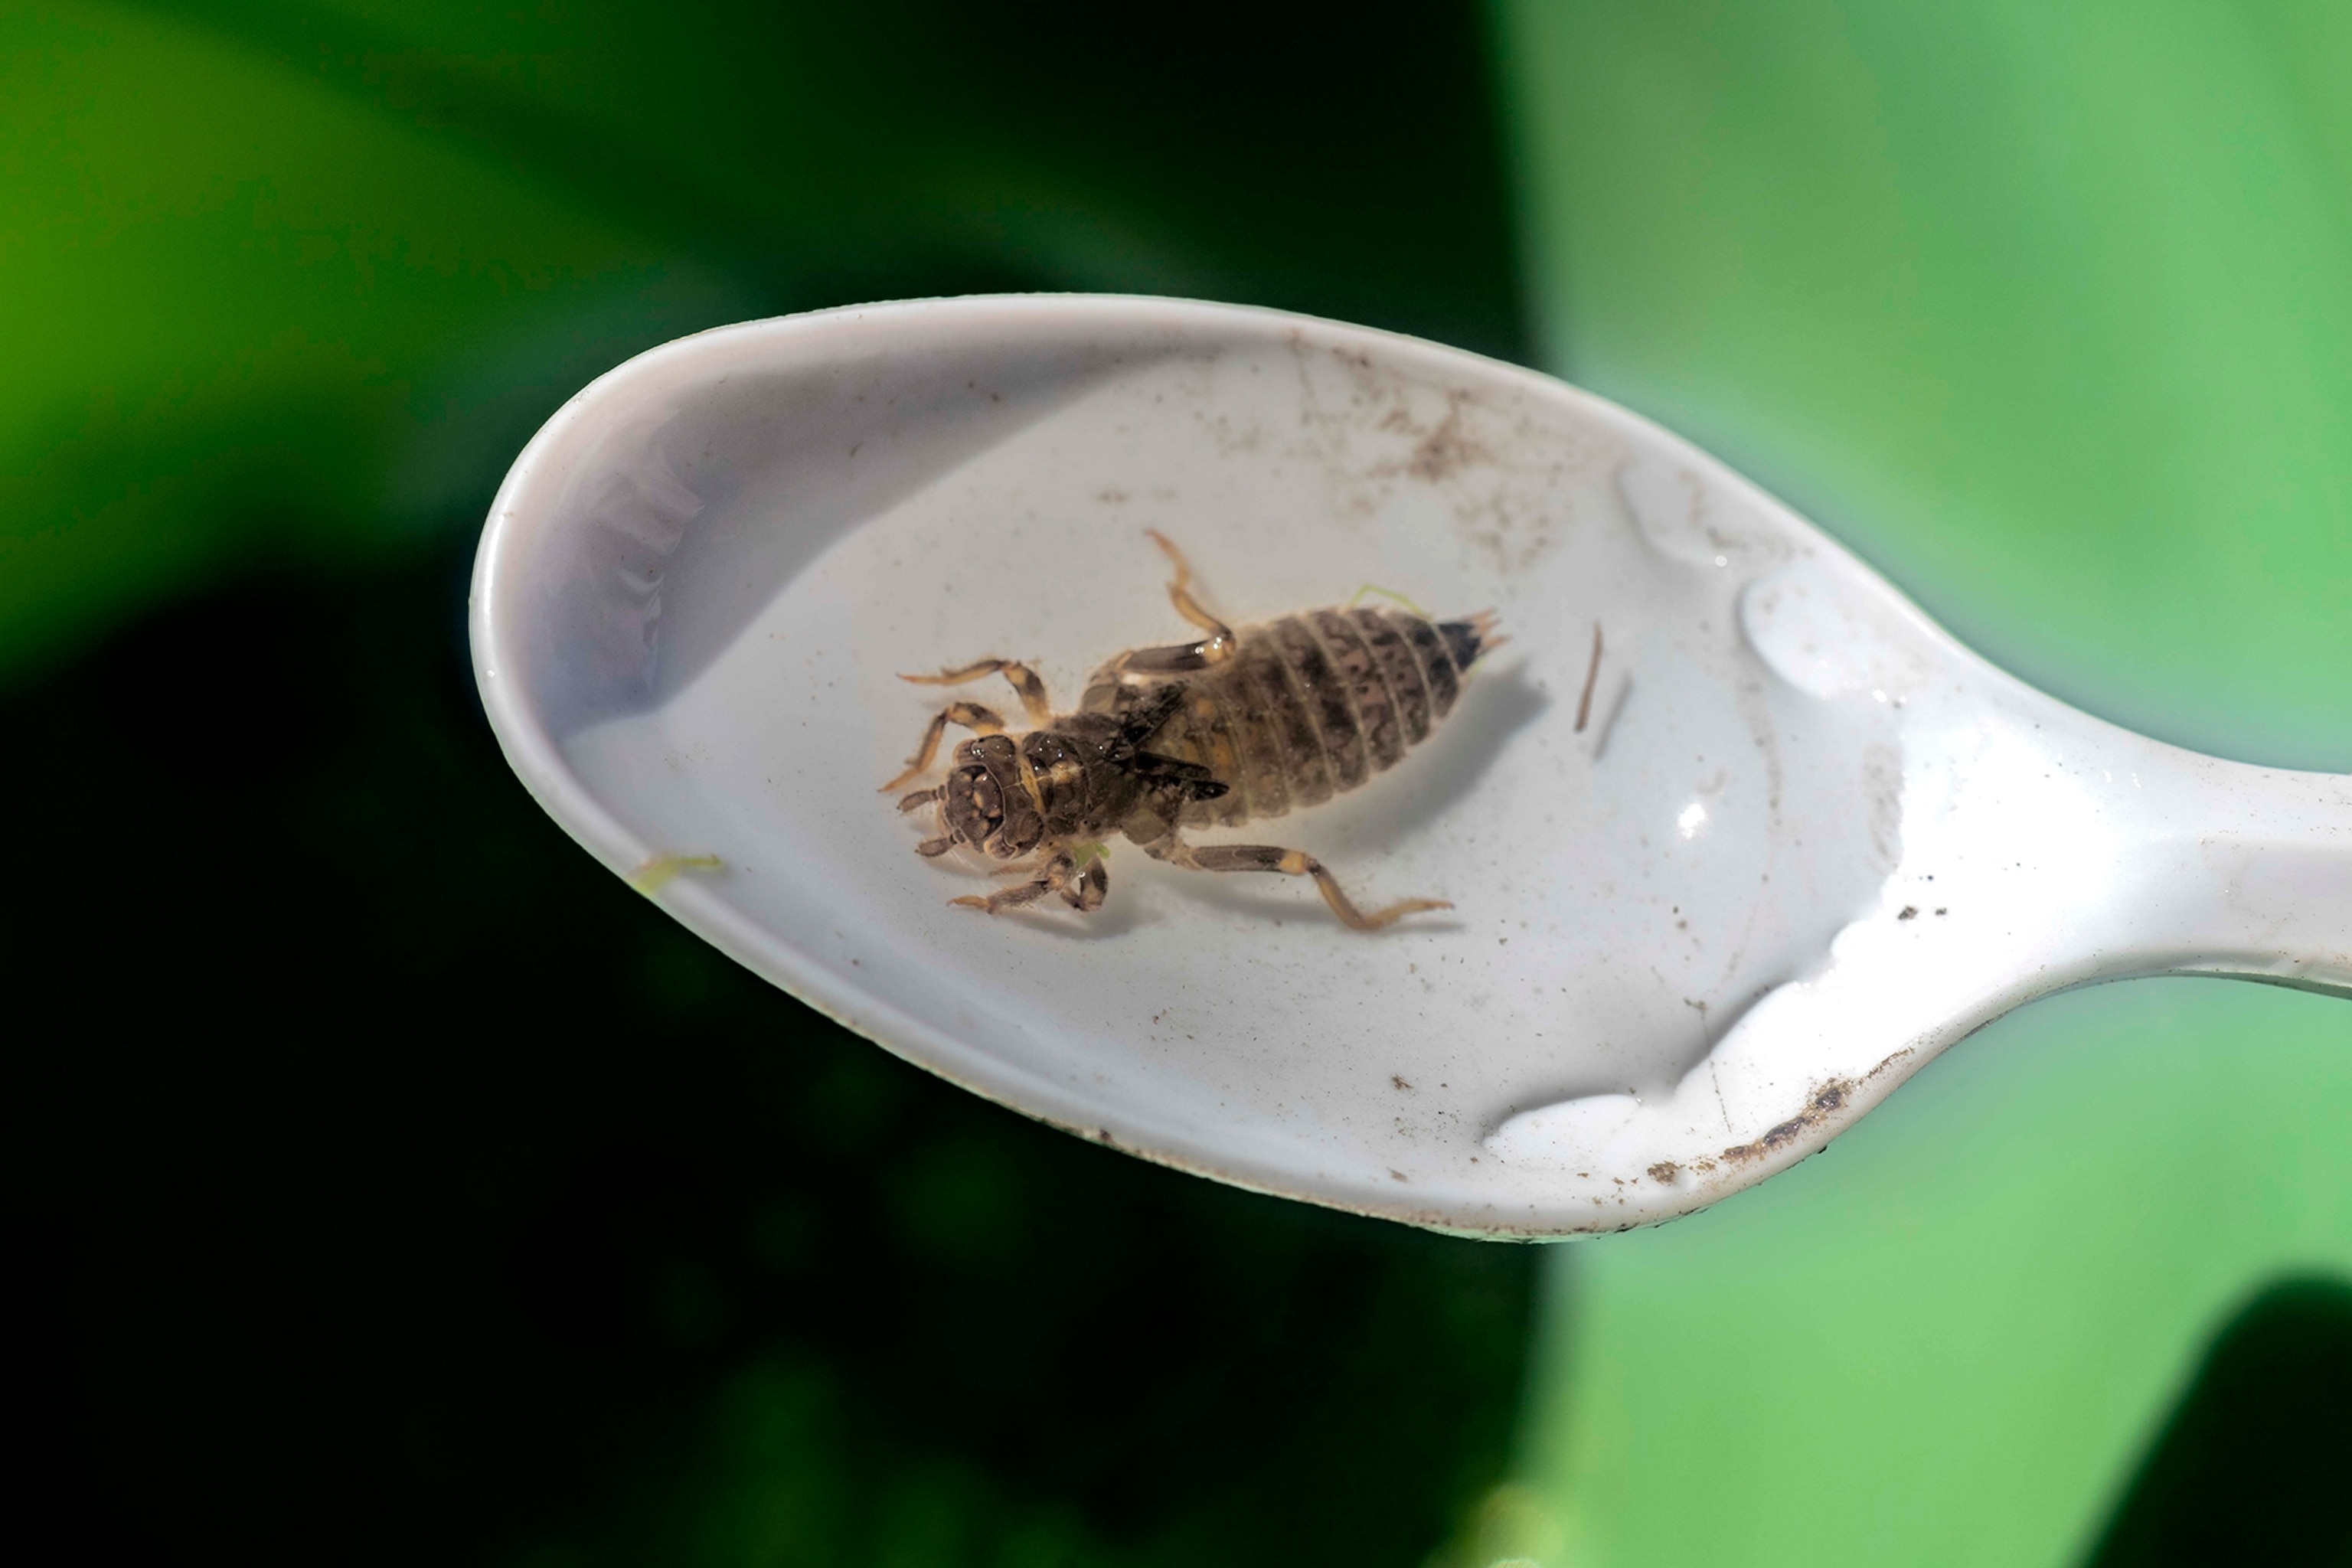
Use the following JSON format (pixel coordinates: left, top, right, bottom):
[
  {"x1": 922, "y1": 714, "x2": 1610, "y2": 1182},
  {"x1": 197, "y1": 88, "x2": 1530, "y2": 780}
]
[
  {"x1": 900, "y1": 658, "x2": 1054, "y2": 726},
  {"x1": 952, "y1": 851, "x2": 1079, "y2": 915},
  {"x1": 880, "y1": 701, "x2": 1003, "y2": 792},
  {"x1": 1144, "y1": 836, "x2": 1449, "y2": 931},
  {"x1": 1113, "y1": 640, "x2": 1222, "y2": 676},
  {"x1": 1144, "y1": 529, "x2": 1234, "y2": 662},
  {"x1": 1063, "y1": 856, "x2": 1109, "y2": 913}
]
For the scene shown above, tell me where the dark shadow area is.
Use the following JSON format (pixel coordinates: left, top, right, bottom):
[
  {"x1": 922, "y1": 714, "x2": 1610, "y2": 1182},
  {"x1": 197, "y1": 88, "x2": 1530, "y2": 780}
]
[
  {"x1": 8, "y1": 8, "x2": 1540, "y2": 1562},
  {"x1": 1, "y1": 547, "x2": 1536, "y2": 1566},
  {"x1": 2083, "y1": 1276, "x2": 2352, "y2": 1568}
]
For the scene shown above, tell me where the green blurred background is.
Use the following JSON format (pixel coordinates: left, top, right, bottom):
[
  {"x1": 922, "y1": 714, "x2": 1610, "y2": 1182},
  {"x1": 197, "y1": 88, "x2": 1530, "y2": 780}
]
[{"x1": 5, "y1": 5, "x2": 2347, "y2": 1565}]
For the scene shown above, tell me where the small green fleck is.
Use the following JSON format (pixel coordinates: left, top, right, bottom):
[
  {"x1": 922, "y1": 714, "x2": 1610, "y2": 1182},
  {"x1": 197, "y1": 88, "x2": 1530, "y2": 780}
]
[
  {"x1": 629, "y1": 853, "x2": 724, "y2": 894},
  {"x1": 1345, "y1": 583, "x2": 1432, "y2": 617}
]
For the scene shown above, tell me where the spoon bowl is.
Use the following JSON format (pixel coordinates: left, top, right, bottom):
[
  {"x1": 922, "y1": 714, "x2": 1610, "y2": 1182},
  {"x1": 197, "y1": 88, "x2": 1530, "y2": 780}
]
[{"x1": 470, "y1": 296, "x2": 2351, "y2": 1236}]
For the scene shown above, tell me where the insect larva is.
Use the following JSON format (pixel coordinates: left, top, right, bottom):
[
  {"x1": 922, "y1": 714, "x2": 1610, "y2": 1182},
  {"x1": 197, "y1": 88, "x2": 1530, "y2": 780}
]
[{"x1": 884, "y1": 533, "x2": 1498, "y2": 929}]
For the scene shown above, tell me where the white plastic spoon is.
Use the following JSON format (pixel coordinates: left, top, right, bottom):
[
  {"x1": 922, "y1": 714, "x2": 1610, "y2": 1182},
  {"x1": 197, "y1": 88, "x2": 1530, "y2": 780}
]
[{"x1": 469, "y1": 296, "x2": 2351, "y2": 1237}]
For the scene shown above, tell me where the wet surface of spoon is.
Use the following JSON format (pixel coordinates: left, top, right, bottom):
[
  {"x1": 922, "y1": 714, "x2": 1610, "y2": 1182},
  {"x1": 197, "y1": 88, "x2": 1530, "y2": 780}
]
[{"x1": 470, "y1": 296, "x2": 2352, "y2": 1236}]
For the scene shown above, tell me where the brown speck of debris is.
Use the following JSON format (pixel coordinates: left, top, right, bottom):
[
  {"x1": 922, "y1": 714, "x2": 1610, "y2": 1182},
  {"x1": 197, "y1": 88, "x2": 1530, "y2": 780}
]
[
  {"x1": 1402, "y1": 402, "x2": 1485, "y2": 480},
  {"x1": 1647, "y1": 1161, "x2": 1680, "y2": 1184},
  {"x1": 1391, "y1": 1074, "x2": 1413, "y2": 1090},
  {"x1": 1388, "y1": 1169, "x2": 1409, "y2": 1182},
  {"x1": 1898, "y1": 906, "x2": 1919, "y2": 920},
  {"x1": 1720, "y1": 1077, "x2": 1855, "y2": 1164},
  {"x1": 1574, "y1": 622, "x2": 1605, "y2": 732},
  {"x1": 1936, "y1": 907, "x2": 1949, "y2": 916}
]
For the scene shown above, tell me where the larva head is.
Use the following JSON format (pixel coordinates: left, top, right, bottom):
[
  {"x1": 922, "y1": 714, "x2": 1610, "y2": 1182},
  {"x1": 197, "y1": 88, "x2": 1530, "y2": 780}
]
[{"x1": 943, "y1": 734, "x2": 1045, "y2": 859}]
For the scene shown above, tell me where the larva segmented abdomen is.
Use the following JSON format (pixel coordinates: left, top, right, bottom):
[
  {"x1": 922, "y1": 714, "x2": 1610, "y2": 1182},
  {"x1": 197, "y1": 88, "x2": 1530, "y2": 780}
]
[{"x1": 1096, "y1": 606, "x2": 1491, "y2": 828}]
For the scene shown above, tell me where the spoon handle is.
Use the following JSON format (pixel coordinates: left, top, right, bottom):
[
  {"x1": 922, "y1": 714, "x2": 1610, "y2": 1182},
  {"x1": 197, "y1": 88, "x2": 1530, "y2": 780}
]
[{"x1": 2111, "y1": 748, "x2": 2352, "y2": 998}]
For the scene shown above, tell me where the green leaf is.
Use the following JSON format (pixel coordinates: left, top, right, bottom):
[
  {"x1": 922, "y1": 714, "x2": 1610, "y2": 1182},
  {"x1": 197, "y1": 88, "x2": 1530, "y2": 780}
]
[{"x1": 1496, "y1": 4, "x2": 2352, "y2": 1562}]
